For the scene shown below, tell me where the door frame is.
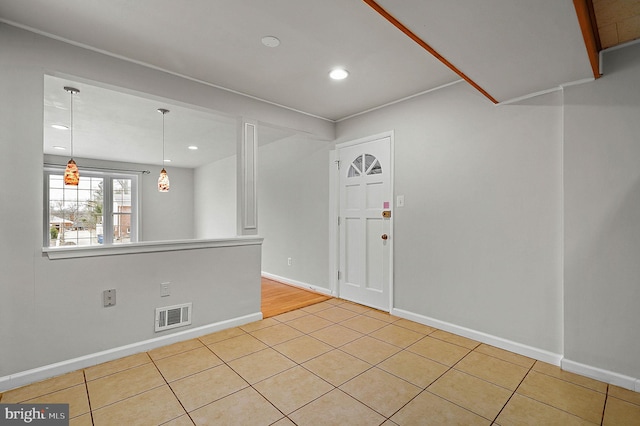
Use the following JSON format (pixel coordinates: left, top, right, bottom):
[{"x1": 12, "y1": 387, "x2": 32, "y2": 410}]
[{"x1": 329, "y1": 131, "x2": 395, "y2": 312}]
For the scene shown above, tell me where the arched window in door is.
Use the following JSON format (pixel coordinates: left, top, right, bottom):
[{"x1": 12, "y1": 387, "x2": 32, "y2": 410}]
[{"x1": 347, "y1": 153, "x2": 382, "y2": 177}]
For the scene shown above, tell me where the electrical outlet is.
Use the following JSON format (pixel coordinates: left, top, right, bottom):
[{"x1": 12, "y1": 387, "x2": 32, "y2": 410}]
[
  {"x1": 161, "y1": 282, "x2": 170, "y2": 297},
  {"x1": 287, "y1": 257, "x2": 292, "y2": 266},
  {"x1": 103, "y1": 289, "x2": 116, "y2": 307}
]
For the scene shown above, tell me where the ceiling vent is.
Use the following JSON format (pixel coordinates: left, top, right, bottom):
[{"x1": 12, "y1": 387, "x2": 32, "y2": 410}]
[{"x1": 155, "y1": 303, "x2": 192, "y2": 332}]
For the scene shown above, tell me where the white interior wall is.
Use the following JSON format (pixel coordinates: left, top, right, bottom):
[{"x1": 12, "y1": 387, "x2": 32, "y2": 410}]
[
  {"x1": 194, "y1": 155, "x2": 237, "y2": 238},
  {"x1": 563, "y1": 42, "x2": 640, "y2": 383},
  {"x1": 0, "y1": 23, "x2": 330, "y2": 384},
  {"x1": 336, "y1": 82, "x2": 564, "y2": 354},
  {"x1": 258, "y1": 135, "x2": 333, "y2": 291}
]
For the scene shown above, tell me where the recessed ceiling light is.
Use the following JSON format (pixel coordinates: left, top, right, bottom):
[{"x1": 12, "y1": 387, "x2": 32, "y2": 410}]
[
  {"x1": 261, "y1": 36, "x2": 280, "y2": 47},
  {"x1": 164, "y1": 159, "x2": 171, "y2": 162},
  {"x1": 188, "y1": 146, "x2": 198, "y2": 150},
  {"x1": 53, "y1": 146, "x2": 66, "y2": 150},
  {"x1": 329, "y1": 68, "x2": 349, "y2": 80},
  {"x1": 51, "y1": 124, "x2": 69, "y2": 130}
]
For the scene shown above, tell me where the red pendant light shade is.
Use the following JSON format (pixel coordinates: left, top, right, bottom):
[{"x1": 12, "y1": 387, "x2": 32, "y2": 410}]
[{"x1": 63, "y1": 86, "x2": 80, "y2": 186}]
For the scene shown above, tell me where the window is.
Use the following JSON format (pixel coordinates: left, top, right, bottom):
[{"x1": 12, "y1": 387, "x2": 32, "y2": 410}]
[
  {"x1": 44, "y1": 168, "x2": 138, "y2": 247},
  {"x1": 348, "y1": 153, "x2": 382, "y2": 177}
]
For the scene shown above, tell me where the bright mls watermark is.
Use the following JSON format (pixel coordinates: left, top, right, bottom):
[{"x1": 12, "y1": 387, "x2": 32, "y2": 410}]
[{"x1": 0, "y1": 404, "x2": 68, "y2": 425}]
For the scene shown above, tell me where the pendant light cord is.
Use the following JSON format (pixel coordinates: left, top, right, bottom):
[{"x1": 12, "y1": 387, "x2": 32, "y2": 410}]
[{"x1": 69, "y1": 90, "x2": 74, "y2": 158}]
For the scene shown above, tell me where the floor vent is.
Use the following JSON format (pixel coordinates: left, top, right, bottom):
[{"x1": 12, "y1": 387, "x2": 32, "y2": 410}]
[{"x1": 155, "y1": 303, "x2": 192, "y2": 332}]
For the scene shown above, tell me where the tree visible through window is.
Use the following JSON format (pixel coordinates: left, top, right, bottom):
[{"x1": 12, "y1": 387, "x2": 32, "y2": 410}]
[
  {"x1": 347, "y1": 153, "x2": 382, "y2": 177},
  {"x1": 44, "y1": 168, "x2": 137, "y2": 247}
]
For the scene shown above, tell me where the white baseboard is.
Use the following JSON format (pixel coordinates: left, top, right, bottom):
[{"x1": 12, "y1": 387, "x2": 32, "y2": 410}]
[
  {"x1": 562, "y1": 358, "x2": 639, "y2": 392},
  {"x1": 391, "y1": 308, "x2": 563, "y2": 366},
  {"x1": 262, "y1": 272, "x2": 333, "y2": 296},
  {"x1": 0, "y1": 312, "x2": 262, "y2": 393}
]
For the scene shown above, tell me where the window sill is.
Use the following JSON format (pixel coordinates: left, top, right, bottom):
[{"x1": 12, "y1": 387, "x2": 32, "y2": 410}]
[{"x1": 43, "y1": 237, "x2": 263, "y2": 260}]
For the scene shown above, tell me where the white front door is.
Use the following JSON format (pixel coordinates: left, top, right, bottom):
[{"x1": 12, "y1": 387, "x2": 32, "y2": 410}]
[{"x1": 338, "y1": 136, "x2": 392, "y2": 311}]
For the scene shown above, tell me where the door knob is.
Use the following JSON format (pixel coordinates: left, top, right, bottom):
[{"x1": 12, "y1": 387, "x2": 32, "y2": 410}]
[{"x1": 381, "y1": 234, "x2": 388, "y2": 240}]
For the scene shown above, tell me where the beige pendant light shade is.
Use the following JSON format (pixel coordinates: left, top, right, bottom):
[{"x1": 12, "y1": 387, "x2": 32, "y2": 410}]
[
  {"x1": 63, "y1": 86, "x2": 80, "y2": 185},
  {"x1": 158, "y1": 168, "x2": 170, "y2": 192},
  {"x1": 157, "y1": 108, "x2": 170, "y2": 192}
]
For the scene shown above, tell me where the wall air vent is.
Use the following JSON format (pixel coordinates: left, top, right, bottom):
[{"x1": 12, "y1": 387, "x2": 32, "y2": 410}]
[{"x1": 155, "y1": 302, "x2": 192, "y2": 332}]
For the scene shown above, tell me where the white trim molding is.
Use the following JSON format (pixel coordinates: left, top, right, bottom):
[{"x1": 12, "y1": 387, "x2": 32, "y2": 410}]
[
  {"x1": 261, "y1": 272, "x2": 333, "y2": 296},
  {"x1": 392, "y1": 308, "x2": 563, "y2": 366},
  {"x1": 0, "y1": 312, "x2": 262, "y2": 392},
  {"x1": 562, "y1": 358, "x2": 640, "y2": 392}
]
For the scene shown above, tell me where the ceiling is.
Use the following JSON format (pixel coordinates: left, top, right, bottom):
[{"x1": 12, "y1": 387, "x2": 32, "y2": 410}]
[{"x1": 1, "y1": 0, "x2": 638, "y2": 168}]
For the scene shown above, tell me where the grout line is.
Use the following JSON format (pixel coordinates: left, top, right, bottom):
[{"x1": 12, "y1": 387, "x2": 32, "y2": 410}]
[
  {"x1": 490, "y1": 354, "x2": 536, "y2": 423},
  {"x1": 82, "y1": 370, "x2": 95, "y2": 426}
]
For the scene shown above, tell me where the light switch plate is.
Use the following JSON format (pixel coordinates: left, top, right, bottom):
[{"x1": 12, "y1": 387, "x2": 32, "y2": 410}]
[
  {"x1": 397, "y1": 195, "x2": 405, "y2": 207},
  {"x1": 161, "y1": 282, "x2": 170, "y2": 297}
]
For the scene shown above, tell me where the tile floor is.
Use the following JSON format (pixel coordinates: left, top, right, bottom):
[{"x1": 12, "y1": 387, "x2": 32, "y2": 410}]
[{"x1": 2, "y1": 298, "x2": 639, "y2": 425}]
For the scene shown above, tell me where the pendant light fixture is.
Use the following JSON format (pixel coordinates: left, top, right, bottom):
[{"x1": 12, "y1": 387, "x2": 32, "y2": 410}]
[
  {"x1": 63, "y1": 86, "x2": 80, "y2": 186},
  {"x1": 157, "y1": 108, "x2": 170, "y2": 192}
]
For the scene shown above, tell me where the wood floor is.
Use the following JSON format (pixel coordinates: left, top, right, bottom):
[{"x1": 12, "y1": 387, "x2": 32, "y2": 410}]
[{"x1": 261, "y1": 277, "x2": 331, "y2": 318}]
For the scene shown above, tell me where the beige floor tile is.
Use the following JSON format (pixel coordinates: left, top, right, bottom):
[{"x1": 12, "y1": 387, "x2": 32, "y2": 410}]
[
  {"x1": 455, "y1": 351, "x2": 529, "y2": 391},
  {"x1": 206, "y1": 333, "x2": 268, "y2": 362},
  {"x1": 407, "y1": 336, "x2": 471, "y2": 366},
  {"x1": 532, "y1": 361, "x2": 608, "y2": 393},
  {"x1": 85, "y1": 352, "x2": 151, "y2": 381},
  {"x1": 272, "y1": 309, "x2": 308, "y2": 323},
  {"x1": 473, "y1": 344, "x2": 535, "y2": 368},
  {"x1": 324, "y1": 297, "x2": 343, "y2": 305},
  {"x1": 603, "y1": 396, "x2": 640, "y2": 426},
  {"x1": 391, "y1": 390, "x2": 489, "y2": 426},
  {"x1": 253, "y1": 365, "x2": 334, "y2": 414},
  {"x1": 286, "y1": 314, "x2": 333, "y2": 333},
  {"x1": 363, "y1": 309, "x2": 399, "y2": 323},
  {"x1": 517, "y1": 370, "x2": 606, "y2": 424},
  {"x1": 170, "y1": 364, "x2": 248, "y2": 412},
  {"x1": 428, "y1": 369, "x2": 512, "y2": 420},
  {"x1": 310, "y1": 324, "x2": 364, "y2": 347},
  {"x1": 163, "y1": 414, "x2": 196, "y2": 426},
  {"x1": 87, "y1": 362, "x2": 165, "y2": 409},
  {"x1": 92, "y1": 385, "x2": 185, "y2": 426},
  {"x1": 227, "y1": 348, "x2": 296, "y2": 384},
  {"x1": 302, "y1": 349, "x2": 371, "y2": 386},
  {"x1": 496, "y1": 393, "x2": 594, "y2": 426},
  {"x1": 609, "y1": 384, "x2": 640, "y2": 406},
  {"x1": 340, "y1": 302, "x2": 373, "y2": 314},
  {"x1": 148, "y1": 338, "x2": 204, "y2": 361},
  {"x1": 340, "y1": 367, "x2": 421, "y2": 417},
  {"x1": 189, "y1": 387, "x2": 283, "y2": 426},
  {"x1": 369, "y1": 324, "x2": 425, "y2": 348},
  {"x1": 69, "y1": 413, "x2": 93, "y2": 426},
  {"x1": 249, "y1": 322, "x2": 304, "y2": 346},
  {"x1": 154, "y1": 347, "x2": 222, "y2": 382},
  {"x1": 239, "y1": 317, "x2": 280, "y2": 332},
  {"x1": 393, "y1": 318, "x2": 436, "y2": 335},
  {"x1": 378, "y1": 350, "x2": 449, "y2": 388},
  {"x1": 340, "y1": 335, "x2": 401, "y2": 364},
  {"x1": 273, "y1": 335, "x2": 333, "y2": 363},
  {"x1": 430, "y1": 330, "x2": 480, "y2": 349},
  {"x1": 197, "y1": 327, "x2": 246, "y2": 345},
  {"x1": 25, "y1": 383, "x2": 90, "y2": 419},
  {"x1": 340, "y1": 315, "x2": 388, "y2": 334},
  {"x1": 314, "y1": 306, "x2": 359, "y2": 322},
  {"x1": 0, "y1": 370, "x2": 85, "y2": 403},
  {"x1": 300, "y1": 300, "x2": 334, "y2": 313},
  {"x1": 289, "y1": 389, "x2": 385, "y2": 426}
]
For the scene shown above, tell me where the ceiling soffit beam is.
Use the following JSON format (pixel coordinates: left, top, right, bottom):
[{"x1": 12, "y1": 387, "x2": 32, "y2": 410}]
[
  {"x1": 573, "y1": 0, "x2": 601, "y2": 78},
  {"x1": 363, "y1": 0, "x2": 498, "y2": 104}
]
